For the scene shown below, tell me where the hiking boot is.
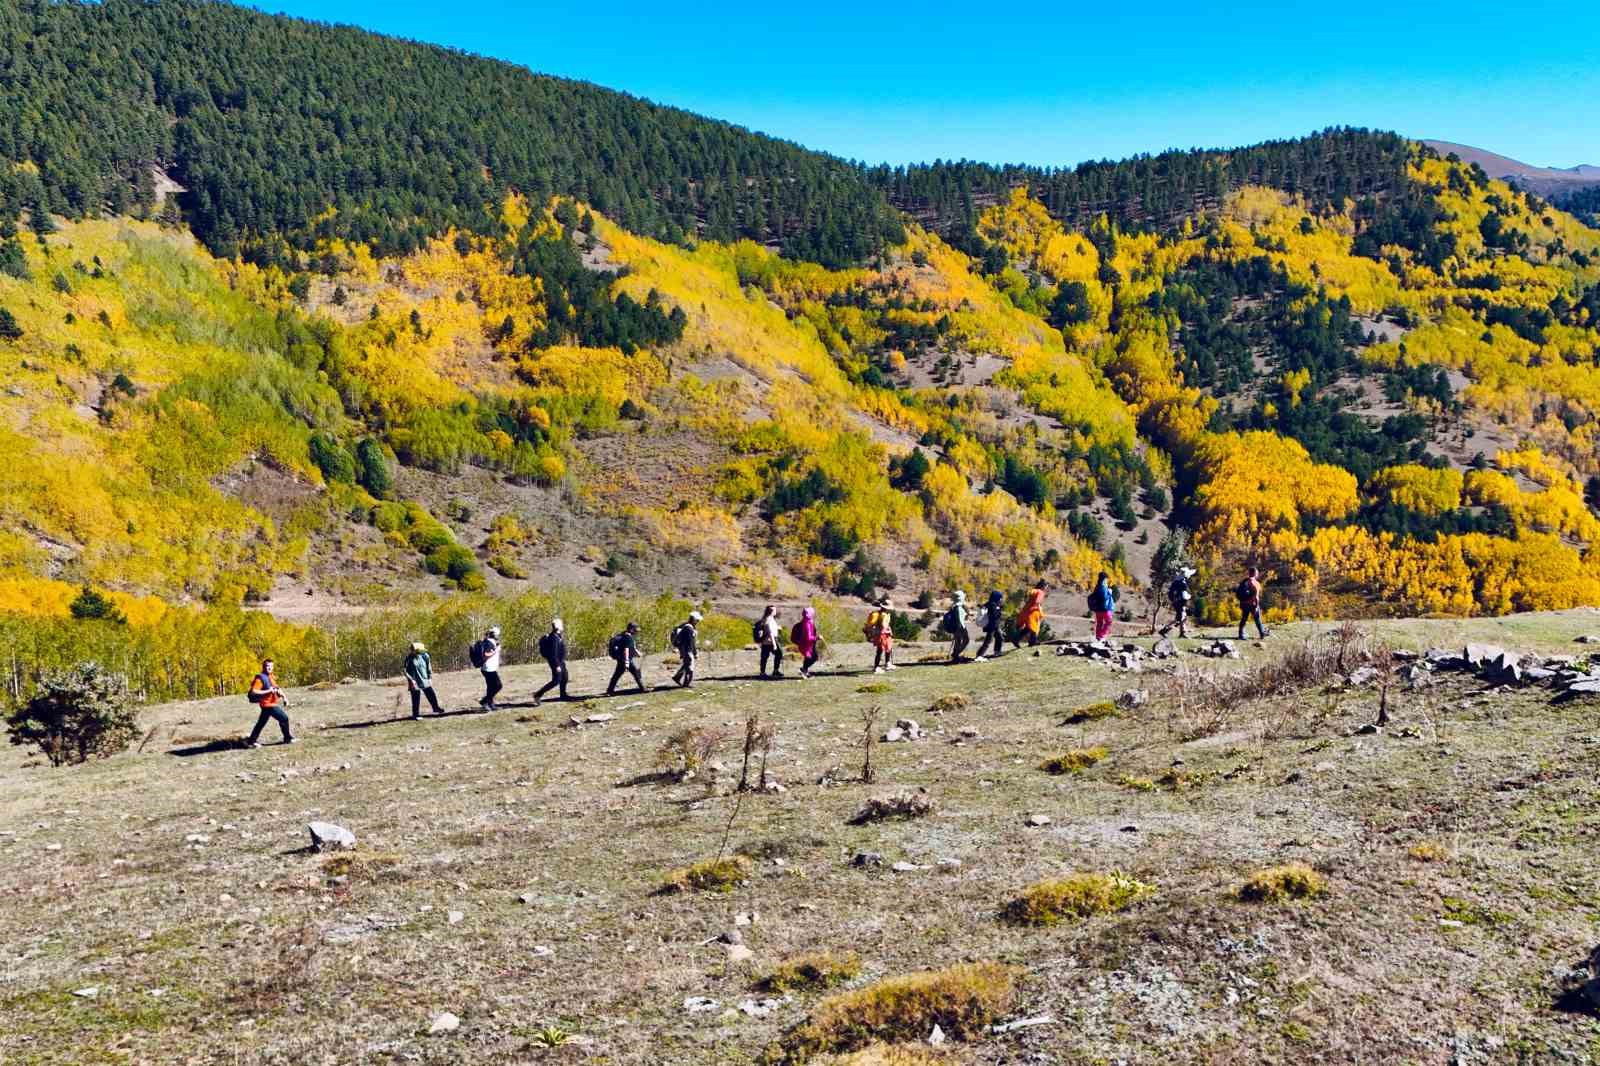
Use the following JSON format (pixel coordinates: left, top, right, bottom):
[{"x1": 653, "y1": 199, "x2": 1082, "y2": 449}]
[
  {"x1": 283, "y1": 737, "x2": 297, "y2": 744},
  {"x1": 772, "y1": 671, "x2": 785, "y2": 680},
  {"x1": 245, "y1": 741, "x2": 260, "y2": 749},
  {"x1": 873, "y1": 666, "x2": 885, "y2": 675},
  {"x1": 974, "y1": 655, "x2": 988, "y2": 662}
]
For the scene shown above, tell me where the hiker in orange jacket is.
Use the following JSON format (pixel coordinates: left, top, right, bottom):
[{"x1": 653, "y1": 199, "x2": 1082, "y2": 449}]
[
  {"x1": 865, "y1": 598, "x2": 896, "y2": 674},
  {"x1": 1013, "y1": 581, "x2": 1047, "y2": 648},
  {"x1": 245, "y1": 659, "x2": 294, "y2": 747}
]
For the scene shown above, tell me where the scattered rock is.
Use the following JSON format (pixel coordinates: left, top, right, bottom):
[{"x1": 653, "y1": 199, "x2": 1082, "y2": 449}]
[
  {"x1": 1026, "y1": 814, "x2": 1052, "y2": 827},
  {"x1": 883, "y1": 718, "x2": 923, "y2": 742},
  {"x1": 71, "y1": 987, "x2": 98, "y2": 999},
  {"x1": 1202, "y1": 640, "x2": 1241, "y2": 660},
  {"x1": 990, "y1": 1013, "x2": 1057, "y2": 1034},
  {"x1": 584, "y1": 713, "x2": 615, "y2": 724},
  {"x1": 1151, "y1": 637, "x2": 1178, "y2": 659},
  {"x1": 447, "y1": 910, "x2": 464, "y2": 925},
  {"x1": 307, "y1": 822, "x2": 355, "y2": 851},
  {"x1": 957, "y1": 726, "x2": 981, "y2": 739},
  {"x1": 738, "y1": 997, "x2": 782, "y2": 1018},
  {"x1": 682, "y1": 996, "x2": 720, "y2": 1013},
  {"x1": 882, "y1": 727, "x2": 905, "y2": 743},
  {"x1": 1119, "y1": 824, "x2": 1140, "y2": 833},
  {"x1": 184, "y1": 833, "x2": 210, "y2": 845},
  {"x1": 937, "y1": 857, "x2": 963, "y2": 868},
  {"x1": 428, "y1": 1012, "x2": 460, "y2": 1034},
  {"x1": 891, "y1": 861, "x2": 922, "y2": 873},
  {"x1": 725, "y1": 944, "x2": 755, "y2": 964},
  {"x1": 518, "y1": 892, "x2": 535, "y2": 905},
  {"x1": 1116, "y1": 688, "x2": 1149, "y2": 709},
  {"x1": 1347, "y1": 666, "x2": 1380, "y2": 686},
  {"x1": 1576, "y1": 635, "x2": 1600, "y2": 644},
  {"x1": 734, "y1": 911, "x2": 757, "y2": 927},
  {"x1": 1354, "y1": 723, "x2": 1380, "y2": 736},
  {"x1": 851, "y1": 852, "x2": 883, "y2": 868},
  {"x1": 928, "y1": 1023, "x2": 947, "y2": 1046},
  {"x1": 718, "y1": 928, "x2": 743, "y2": 945}
]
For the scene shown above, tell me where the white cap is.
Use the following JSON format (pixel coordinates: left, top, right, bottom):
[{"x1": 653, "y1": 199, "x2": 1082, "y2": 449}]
[
  {"x1": 689, "y1": 611, "x2": 703, "y2": 622},
  {"x1": 551, "y1": 618, "x2": 564, "y2": 631},
  {"x1": 489, "y1": 626, "x2": 501, "y2": 637}
]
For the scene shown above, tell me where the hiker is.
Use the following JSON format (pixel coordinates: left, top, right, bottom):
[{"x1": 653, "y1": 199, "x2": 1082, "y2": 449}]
[
  {"x1": 1236, "y1": 566, "x2": 1268, "y2": 640},
  {"x1": 534, "y1": 619, "x2": 569, "y2": 703},
  {"x1": 606, "y1": 621, "x2": 646, "y2": 695},
  {"x1": 671, "y1": 612, "x2": 701, "y2": 688},
  {"x1": 942, "y1": 590, "x2": 971, "y2": 662},
  {"x1": 1088, "y1": 571, "x2": 1116, "y2": 642},
  {"x1": 792, "y1": 606, "x2": 821, "y2": 678},
  {"x1": 865, "y1": 598, "x2": 896, "y2": 674},
  {"x1": 403, "y1": 641, "x2": 443, "y2": 718},
  {"x1": 1014, "y1": 581, "x2": 1047, "y2": 648},
  {"x1": 245, "y1": 659, "x2": 294, "y2": 747},
  {"x1": 472, "y1": 626, "x2": 503, "y2": 711},
  {"x1": 974, "y1": 590, "x2": 1006, "y2": 660},
  {"x1": 755, "y1": 605, "x2": 785, "y2": 679},
  {"x1": 1159, "y1": 567, "x2": 1196, "y2": 638}
]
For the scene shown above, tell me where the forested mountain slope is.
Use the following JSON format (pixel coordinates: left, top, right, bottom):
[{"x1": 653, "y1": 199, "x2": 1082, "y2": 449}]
[
  {"x1": 0, "y1": 0, "x2": 900, "y2": 267},
  {"x1": 1, "y1": 0, "x2": 1599, "y2": 703}
]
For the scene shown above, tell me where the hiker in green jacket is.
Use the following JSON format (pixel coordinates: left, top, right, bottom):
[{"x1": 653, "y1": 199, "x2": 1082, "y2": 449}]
[{"x1": 403, "y1": 641, "x2": 443, "y2": 718}]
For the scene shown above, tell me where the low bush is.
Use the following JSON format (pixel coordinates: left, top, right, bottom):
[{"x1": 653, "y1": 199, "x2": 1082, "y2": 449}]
[
  {"x1": 758, "y1": 951, "x2": 863, "y2": 994},
  {"x1": 5, "y1": 662, "x2": 138, "y2": 766},
  {"x1": 815, "y1": 1045, "x2": 957, "y2": 1065},
  {"x1": 655, "y1": 725, "x2": 729, "y2": 781},
  {"x1": 660, "y1": 856, "x2": 751, "y2": 894},
  {"x1": 1040, "y1": 747, "x2": 1108, "y2": 774},
  {"x1": 848, "y1": 790, "x2": 933, "y2": 825},
  {"x1": 321, "y1": 850, "x2": 404, "y2": 882},
  {"x1": 927, "y1": 693, "x2": 968, "y2": 715},
  {"x1": 1002, "y1": 872, "x2": 1154, "y2": 925},
  {"x1": 1408, "y1": 840, "x2": 1449, "y2": 862},
  {"x1": 1238, "y1": 862, "x2": 1326, "y2": 903},
  {"x1": 779, "y1": 962, "x2": 1016, "y2": 1061}
]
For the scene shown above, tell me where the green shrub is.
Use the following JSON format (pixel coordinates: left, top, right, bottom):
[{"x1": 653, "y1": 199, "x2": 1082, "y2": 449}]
[
  {"x1": 780, "y1": 962, "x2": 1016, "y2": 1060},
  {"x1": 758, "y1": 951, "x2": 863, "y2": 994},
  {"x1": 1040, "y1": 747, "x2": 1107, "y2": 774},
  {"x1": 6, "y1": 663, "x2": 139, "y2": 766},
  {"x1": 308, "y1": 433, "x2": 355, "y2": 484},
  {"x1": 661, "y1": 856, "x2": 751, "y2": 894}
]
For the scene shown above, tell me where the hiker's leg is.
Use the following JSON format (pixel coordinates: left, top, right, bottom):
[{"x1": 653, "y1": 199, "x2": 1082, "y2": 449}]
[
  {"x1": 558, "y1": 665, "x2": 570, "y2": 698},
  {"x1": 1254, "y1": 607, "x2": 1267, "y2": 638},
  {"x1": 425, "y1": 686, "x2": 442, "y2": 712},
  {"x1": 248, "y1": 708, "x2": 270, "y2": 744},
  {"x1": 607, "y1": 662, "x2": 624, "y2": 694},
  {"x1": 486, "y1": 671, "x2": 503, "y2": 706},
  {"x1": 772, "y1": 645, "x2": 783, "y2": 674},
  {"x1": 410, "y1": 689, "x2": 422, "y2": 717},
  {"x1": 630, "y1": 664, "x2": 645, "y2": 691},
  {"x1": 269, "y1": 706, "x2": 291, "y2": 742}
]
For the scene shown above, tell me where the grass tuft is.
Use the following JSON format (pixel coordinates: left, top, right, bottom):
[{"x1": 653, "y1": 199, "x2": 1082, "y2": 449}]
[
  {"x1": 856, "y1": 682, "x2": 893, "y2": 695},
  {"x1": 1002, "y1": 872, "x2": 1155, "y2": 926},
  {"x1": 780, "y1": 962, "x2": 1016, "y2": 1061},
  {"x1": 660, "y1": 855, "x2": 752, "y2": 894},
  {"x1": 1238, "y1": 862, "x2": 1327, "y2": 903},
  {"x1": 1063, "y1": 700, "x2": 1117, "y2": 724},
  {"x1": 320, "y1": 850, "x2": 403, "y2": 881},
  {"x1": 1117, "y1": 774, "x2": 1156, "y2": 792},
  {"x1": 1408, "y1": 840, "x2": 1449, "y2": 862},
  {"x1": 758, "y1": 951, "x2": 863, "y2": 994},
  {"x1": 1040, "y1": 746, "x2": 1108, "y2": 774},
  {"x1": 927, "y1": 693, "x2": 968, "y2": 715}
]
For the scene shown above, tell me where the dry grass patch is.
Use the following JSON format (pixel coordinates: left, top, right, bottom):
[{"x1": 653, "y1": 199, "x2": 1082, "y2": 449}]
[
  {"x1": 655, "y1": 724, "x2": 729, "y2": 780},
  {"x1": 1117, "y1": 774, "x2": 1156, "y2": 792},
  {"x1": 848, "y1": 790, "x2": 933, "y2": 825},
  {"x1": 758, "y1": 951, "x2": 863, "y2": 994},
  {"x1": 660, "y1": 855, "x2": 752, "y2": 894},
  {"x1": 1238, "y1": 862, "x2": 1327, "y2": 903},
  {"x1": 1002, "y1": 872, "x2": 1154, "y2": 926},
  {"x1": 1062, "y1": 700, "x2": 1117, "y2": 724},
  {"x1": 857, "y1": 682, "x2": 893, "y2": 695},
  {"x1": 779, "y1": 962, "x2": 1016, "y2": 1062},
  {"x1": 927, "y1": 693, "x2": 968, "y2": 716},
  {"x1": 1040, "y1": 746, "x2": 1108, "y2": 774},
  {"x1": 320, "y1": 850, "x2": 403, "y2": 881},
  {"x1": 815, "y1": 1044, "x2": 959, "y2": 1065}
]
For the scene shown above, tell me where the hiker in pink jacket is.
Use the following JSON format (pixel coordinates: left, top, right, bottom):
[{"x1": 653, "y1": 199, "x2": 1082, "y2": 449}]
[{"x1": 791, "y1": 606, "x2": 821, "y2": 678}]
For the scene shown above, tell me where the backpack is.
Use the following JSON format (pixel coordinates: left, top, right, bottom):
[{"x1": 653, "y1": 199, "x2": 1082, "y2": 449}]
[
  {"x1": 1088, "y1": 585, "x2": 1108, "y2": 613},
  {"x1": 863, "y1": 612, "x2": 884, "y2": 641},
  {"x1": 1167, "y1": 577, "x2": 1189, "y2": 604},
  {"x1": 608, "y1": 633, "x2": 628, "y2": 661},
  {"x1": 790, "y1": 621, "x2": 807, "y2": 646},
  {"x1": 468, "y1": 639, "x2": 488, "y2": 669},
  {"x1": 1236, "y1": 578, "x2": 1257, "y2": 606},
  {"x1": 672, "y1": 624, "x2": 692, "y2": 652},
  {"x1": 941, "y1": 605, "x2": 962, "y2": 634},
  {"x1": 538, "y1": 632, "x2": 556, "y2": 661},
  {"x1": 752, "y1": 619, "x2": 766, "y2": 644}
]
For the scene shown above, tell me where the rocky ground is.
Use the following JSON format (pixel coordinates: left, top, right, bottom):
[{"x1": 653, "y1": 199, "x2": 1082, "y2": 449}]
[{"x1": 4, "y1": 611, "x2": 1600, "y2": 1064}]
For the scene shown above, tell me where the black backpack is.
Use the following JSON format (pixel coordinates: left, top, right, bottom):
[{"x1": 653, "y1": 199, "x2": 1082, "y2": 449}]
[
  {"x1": 1236, "y1": 578, "x2": 1257, "y2": 606},
  {"x1": 672, "y1": 624, "x2": 691, "y2": 652},
  {"x1": 468, "y1": 639, "x2": 487, "y2": 668},
  {"x1": 538, "y1": 632, "x2": 556, "y2": 661},
  {"x1": 752, "y1": 619, "x2": 766, "y2": 644},
  {"x1": 1168, "y1": 576, "x2": 1189, "y2": 603},
  {"x1": 1088, "y1": 586, "x2": 1108, "y2": 612},
  {"x1": 608, "y1": 633, "x2": 628, "y2": 661},
  {"x1": 941, "y1": 605, "x2": 962, "y2": 634}
]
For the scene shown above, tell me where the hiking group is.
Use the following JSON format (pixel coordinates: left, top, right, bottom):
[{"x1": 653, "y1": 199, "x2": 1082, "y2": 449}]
[{"x1": 238, "y1": 567, "x2": 1269, "y2": 744}]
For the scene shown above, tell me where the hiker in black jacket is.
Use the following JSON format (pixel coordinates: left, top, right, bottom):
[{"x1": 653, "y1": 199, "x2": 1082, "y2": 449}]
[
  {"x1": 974, "y1": 590, "x2": 1006, "y2": 660},
  {"x1": 606, "y1": 621, "x2": 645, "y2": 695},
  {"x1": 671, "y1": 612, "x2": 701, "y2": 688},
  {"x1": 533, "y1": 619, "x2": 569, "y2": 704}
]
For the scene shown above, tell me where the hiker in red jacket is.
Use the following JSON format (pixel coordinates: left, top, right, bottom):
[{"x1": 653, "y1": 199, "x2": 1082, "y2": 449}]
[{"x1": 792, "y1": 606, "x2": 821, "y2": 678}]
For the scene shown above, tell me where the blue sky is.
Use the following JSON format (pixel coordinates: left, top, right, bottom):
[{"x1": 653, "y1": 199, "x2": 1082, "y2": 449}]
[{"x1": 263, "y1": 1, "x2": 1600, "y2": 168}]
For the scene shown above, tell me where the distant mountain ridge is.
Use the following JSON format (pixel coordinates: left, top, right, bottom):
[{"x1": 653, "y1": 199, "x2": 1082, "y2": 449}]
[{"x1": 1423, "y1": 140, "x2": 1600, "y2": 196}]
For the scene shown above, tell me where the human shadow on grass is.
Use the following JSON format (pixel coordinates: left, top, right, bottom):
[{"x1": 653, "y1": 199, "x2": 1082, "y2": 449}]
[
  {"x1": 168, "y1": 739, "x2": 251, "y2": 757},
  {"x1": 330, "y1": 707, "x2": 499, "y2": 730}
]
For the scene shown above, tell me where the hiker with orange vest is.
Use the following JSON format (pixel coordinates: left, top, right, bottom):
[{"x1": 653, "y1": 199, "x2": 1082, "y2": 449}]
[
  {"x1": 1013, "y1": 581, "x2": 1047, "y2": 648},
  {"x1": 245, "y1": 659, "x2": 294, "y2": 748},
  {"x1": 865, "y1": 598, "x2": 896, "y2": 674}
]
